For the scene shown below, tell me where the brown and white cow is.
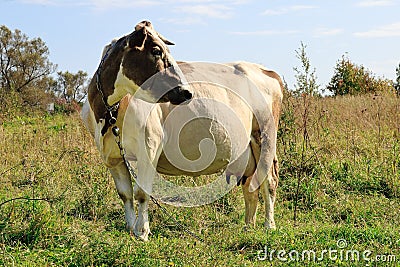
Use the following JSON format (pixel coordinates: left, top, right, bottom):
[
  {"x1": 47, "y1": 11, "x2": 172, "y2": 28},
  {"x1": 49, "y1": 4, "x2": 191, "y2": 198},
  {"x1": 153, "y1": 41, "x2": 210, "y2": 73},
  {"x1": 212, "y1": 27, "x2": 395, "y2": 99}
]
[{"x1": 81, "y1": 21, "x2": 283, "y2": 241}]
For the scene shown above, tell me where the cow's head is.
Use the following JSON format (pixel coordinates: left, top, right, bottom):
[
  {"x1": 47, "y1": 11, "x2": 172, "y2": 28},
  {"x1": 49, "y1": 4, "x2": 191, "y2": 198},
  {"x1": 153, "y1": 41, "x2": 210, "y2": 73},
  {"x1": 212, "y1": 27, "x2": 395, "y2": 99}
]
[{"x1": 100, "y1": 21, "x2": 192, "y2": 106}]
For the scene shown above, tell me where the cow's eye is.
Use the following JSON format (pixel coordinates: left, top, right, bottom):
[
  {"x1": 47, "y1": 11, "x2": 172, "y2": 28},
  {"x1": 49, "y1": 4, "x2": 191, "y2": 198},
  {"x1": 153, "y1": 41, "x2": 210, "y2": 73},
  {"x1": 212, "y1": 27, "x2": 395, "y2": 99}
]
[{"x1": 151, "y1": 47, "x2": 162, "y2": 57}]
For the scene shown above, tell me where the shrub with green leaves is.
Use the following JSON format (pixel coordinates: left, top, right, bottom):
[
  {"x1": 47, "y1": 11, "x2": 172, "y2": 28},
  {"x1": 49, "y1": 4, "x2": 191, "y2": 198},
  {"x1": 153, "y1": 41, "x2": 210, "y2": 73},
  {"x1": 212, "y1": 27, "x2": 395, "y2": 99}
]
[{"x1": 327, "y1": 55, "x2": 393, "y2": 96}]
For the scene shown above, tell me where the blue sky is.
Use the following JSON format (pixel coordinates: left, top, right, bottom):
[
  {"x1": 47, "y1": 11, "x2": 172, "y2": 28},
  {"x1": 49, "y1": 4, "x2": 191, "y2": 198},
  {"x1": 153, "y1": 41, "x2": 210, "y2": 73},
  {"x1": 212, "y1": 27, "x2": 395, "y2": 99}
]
[{"x1": 2, "y1": 0, "x2": 400, "y2": 88}]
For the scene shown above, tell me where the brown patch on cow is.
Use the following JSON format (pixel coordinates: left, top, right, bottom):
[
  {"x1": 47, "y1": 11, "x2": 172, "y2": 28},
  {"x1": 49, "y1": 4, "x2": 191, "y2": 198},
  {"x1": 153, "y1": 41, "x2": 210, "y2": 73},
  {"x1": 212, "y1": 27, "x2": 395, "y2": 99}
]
[
  {"x1": 88, "y1": 22, "x2": 179, "y2": 133},
  {"x1": 261, "y1": 69, "x2": 284, "y2": 94},
  {"x1": 272, "y1": 99, "x2": 281, "y2": 129},
  {"x1": 122, "y1": 28, "x2": 164, "y2": 87},
  {"x1": 117, "y1": 95, "x2": 130, "y2": 120},
  {"x1": 87, "y1": 37, "x2": 127, "y2": 124},
  {"x1": 261, "y1": 69, "x2": 283, "y2": 129}
]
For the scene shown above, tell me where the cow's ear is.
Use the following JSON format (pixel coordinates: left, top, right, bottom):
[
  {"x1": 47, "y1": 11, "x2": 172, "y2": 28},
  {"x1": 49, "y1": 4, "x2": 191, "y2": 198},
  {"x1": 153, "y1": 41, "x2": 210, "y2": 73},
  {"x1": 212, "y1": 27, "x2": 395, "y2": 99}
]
[
  {"x1": 128, "y1": 27, "x2": 148, "y2": 50},
  {"x1": 157, "y1": 33, "x2": 175, "y2": 46}
]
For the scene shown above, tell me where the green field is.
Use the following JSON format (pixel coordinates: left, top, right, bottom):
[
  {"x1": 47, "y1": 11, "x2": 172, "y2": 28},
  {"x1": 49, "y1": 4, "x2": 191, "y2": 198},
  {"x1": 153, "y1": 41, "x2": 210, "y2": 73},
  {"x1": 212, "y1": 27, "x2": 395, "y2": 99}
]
[{"x1": 1, "y1": 92, "x2": 399, "y2": 266}]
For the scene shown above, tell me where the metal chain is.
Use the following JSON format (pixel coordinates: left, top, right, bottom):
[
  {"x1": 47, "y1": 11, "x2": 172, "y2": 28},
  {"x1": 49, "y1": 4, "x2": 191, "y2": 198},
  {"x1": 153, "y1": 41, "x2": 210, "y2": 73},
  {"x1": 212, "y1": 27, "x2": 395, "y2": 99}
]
[
  {"x1": 96, "y1": 41, "x2": 120, "y2": 125},
  {"x1": 111, "y1": 126, "x2": 205, "y2": 243},
  {"x1": 149, "y1": 195, "x2": 205, "y2": 243},
  {"x1": 112, "y1": 126, "x2": 137, "y2": 180}
]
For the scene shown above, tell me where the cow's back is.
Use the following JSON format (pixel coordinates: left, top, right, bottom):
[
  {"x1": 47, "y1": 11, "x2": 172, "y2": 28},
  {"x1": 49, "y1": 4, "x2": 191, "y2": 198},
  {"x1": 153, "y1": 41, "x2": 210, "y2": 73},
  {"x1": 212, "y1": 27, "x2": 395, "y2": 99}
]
[{"x1": 226, "y1": 61, "x2": 283, "y2": 128}]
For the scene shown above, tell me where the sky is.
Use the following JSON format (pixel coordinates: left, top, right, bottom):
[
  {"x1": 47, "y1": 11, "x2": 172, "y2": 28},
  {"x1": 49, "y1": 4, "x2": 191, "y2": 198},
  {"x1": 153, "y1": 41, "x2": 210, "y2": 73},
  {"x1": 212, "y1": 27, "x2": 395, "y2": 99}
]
[{"x1": 1, "y1": 0, "x2": 400, "y2": 89}]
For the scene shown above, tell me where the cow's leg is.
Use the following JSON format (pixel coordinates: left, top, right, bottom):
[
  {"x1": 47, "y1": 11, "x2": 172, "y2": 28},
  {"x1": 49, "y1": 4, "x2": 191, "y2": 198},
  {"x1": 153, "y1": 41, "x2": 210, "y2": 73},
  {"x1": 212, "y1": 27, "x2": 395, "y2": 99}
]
[
  {"x1": 134, "y1": 144, "x2": 162, "y2": 241},
  {"x1": 239, "y1": 136, "x2": 261, "y2": 229},
  {"x1": 133, "y1": 182, "x2": 150, "y2": 241},
  {"x1": 260, "y1": 155, "x2": 278, "y2": 229},
  {"x1": 242, "y1": 175, "x2": 259, "y2": 228},
  {"x1": 109, "y1": 161, "x2": 136, "y2": 233},
  {"x1": 133, "y1": 160, "x2": 154, "y2": 241},
  {"x1": 248, "y1": 132, "x2": 278, "y2": 230}
]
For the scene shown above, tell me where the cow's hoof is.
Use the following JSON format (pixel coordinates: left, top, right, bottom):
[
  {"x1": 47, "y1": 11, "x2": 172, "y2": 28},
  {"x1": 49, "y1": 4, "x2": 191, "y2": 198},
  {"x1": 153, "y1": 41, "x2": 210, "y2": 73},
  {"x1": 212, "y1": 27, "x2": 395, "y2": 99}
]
[
  {"x1": 130, "y1": 232, "x2": 148, "y2": 242},
  {"x1": 138, "y1": 234, "x2": 149, "y2": 242},
  {"x1": 135, "y1": 230, "x2": 150, "y2": 241},
  {"x1": 134, "y1": 222, "x2": 150, "y2": 241},
  {"x1": 264, "y1": 221, "x2": 276, "y2": 230}
]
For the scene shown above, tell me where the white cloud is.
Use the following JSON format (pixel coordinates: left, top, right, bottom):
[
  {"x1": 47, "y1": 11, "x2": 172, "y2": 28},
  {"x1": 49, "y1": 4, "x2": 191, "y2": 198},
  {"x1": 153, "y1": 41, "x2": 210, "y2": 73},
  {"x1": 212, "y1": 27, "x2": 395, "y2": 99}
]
[
  {"x1": 18, "y1": 0, "x2": 247, "y2": 13},
  {"x1": 314, "y1": 27, "x2": 344, "y2": 37},
  {"x1": 356, "y1": 0, "x2": 395, "y2": 7},
  {"x1": 167, "y1": 0, "x2": 248, "y2": 3},
  {"x1": 230, "y1": 30, "x2": 299, "y2": 36},
  {"x1": 261, "y1": 5, "x2": 318, "y2": 16},
  {"x1": 168, "y1": 0, "x2": 215, "y2": 3},
  {"x1": 175, "y1": 4, "x2": 234, "y2": 19},
  {"x1": 89, "y1": 0, "x2": 161, "y2": 10},
  {"x1": 290, "y1": 5, "x2": 318, "y2": 11},
  {"x1": 354, "y1": 22, "x2": 400, "y2": 38},
  {"x1": 18, "y1": 0, "x2": 162, "y2": 8},
  {"x1": 18, "y1": 0, "x2": 50, "y2": 3},
  {"x1": 160, "y1": 17, "x2": 206, "y2": 26},
  {"x1": 162, "y1": 1, "x2": 250, "y2": 24},
  {"x1": 18, "y1": 0, "x2": 73, "y2": 5}
]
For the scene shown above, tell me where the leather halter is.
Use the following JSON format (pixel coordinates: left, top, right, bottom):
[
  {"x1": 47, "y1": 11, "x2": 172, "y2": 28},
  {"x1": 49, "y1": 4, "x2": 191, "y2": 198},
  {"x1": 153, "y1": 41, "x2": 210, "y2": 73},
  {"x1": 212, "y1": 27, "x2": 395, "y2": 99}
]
[{"x1": 95, "y1": 40, "x2": 121, "y2": 135}]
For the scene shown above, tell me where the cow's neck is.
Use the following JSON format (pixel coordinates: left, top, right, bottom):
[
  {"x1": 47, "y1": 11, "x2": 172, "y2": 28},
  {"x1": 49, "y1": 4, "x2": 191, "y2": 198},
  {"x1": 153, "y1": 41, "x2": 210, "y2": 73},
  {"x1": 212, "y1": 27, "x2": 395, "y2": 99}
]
[
  {"x1": 88, "y1": 80, "x2": 121, "y2": 135},
  {"x1": 88, "y1": 40, "x2": 127, "y2": 132}
]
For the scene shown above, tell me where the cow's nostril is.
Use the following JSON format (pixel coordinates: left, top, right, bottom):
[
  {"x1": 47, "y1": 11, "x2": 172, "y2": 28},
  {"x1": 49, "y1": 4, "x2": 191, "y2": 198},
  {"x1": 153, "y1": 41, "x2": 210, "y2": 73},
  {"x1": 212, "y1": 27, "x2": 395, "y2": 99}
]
[{"x1": 183, "y1": 90, "x2": 192, "y2": 100}]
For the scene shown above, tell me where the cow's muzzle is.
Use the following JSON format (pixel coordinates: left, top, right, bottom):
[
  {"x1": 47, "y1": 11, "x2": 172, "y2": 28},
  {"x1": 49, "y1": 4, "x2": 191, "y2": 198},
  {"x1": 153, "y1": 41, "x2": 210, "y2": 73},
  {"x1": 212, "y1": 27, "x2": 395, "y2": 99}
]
[{"x1": 164, "y1": 85, "x2": 192, "y2": 105}]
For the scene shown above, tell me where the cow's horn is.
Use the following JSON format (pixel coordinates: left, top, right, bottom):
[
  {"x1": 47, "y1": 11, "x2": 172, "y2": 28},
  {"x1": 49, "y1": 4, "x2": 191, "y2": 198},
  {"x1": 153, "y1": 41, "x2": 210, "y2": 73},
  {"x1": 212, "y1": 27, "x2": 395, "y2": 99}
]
[
  {"x1": 157, "y1": 32, "x2": 175, "y2": 45},
  {"x1": 135, "y1": 20, "x2": 153, "y2": 31}
]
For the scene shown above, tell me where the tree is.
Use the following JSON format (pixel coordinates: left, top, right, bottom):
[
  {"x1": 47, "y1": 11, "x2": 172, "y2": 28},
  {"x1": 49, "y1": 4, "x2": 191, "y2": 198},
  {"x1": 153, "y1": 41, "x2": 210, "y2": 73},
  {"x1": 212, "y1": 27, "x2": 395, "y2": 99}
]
[
  {"x1": 53, "y1": 70, "x2": 89, "y2": 104},
  {"x1": 0, "y1": 25, "x2": 56, "y2": 107},
  {"x1": 327, "y1": 55, "x2": 393, "y2": 96},
  {"x1": 291, "y1": 43, "x2": 320, "y2": 221},
  {"x1": 395, "y1": 63, "x2": 400, "y2": 96},
  {"x1": 293, "y1": 42, "x2": 320, "y2": 96}
]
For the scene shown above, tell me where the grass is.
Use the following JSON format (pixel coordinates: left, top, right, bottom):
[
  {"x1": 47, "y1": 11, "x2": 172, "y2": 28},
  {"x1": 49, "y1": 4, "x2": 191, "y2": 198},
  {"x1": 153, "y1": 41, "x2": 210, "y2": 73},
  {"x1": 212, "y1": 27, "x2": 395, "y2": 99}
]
[{"x1": 1, "y1": 92, "x2": 399, "y2": 266}]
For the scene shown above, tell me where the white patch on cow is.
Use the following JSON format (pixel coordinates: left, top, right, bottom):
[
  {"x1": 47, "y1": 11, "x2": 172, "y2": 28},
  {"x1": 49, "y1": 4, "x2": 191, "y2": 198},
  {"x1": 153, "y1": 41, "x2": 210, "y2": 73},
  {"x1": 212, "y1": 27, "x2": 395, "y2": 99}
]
[
  {"x1": 94, "y1": 119, "x2": 106, "y2": 152},
  {"x1": 80, "y1": 101, "x2": 106, "y2": 155},
  {"x1": 80, "y1": 101, "x2": 95, "y2": 137},
  {"x1": 111, "y1": 65, "x2": 140, "y2": 105}
]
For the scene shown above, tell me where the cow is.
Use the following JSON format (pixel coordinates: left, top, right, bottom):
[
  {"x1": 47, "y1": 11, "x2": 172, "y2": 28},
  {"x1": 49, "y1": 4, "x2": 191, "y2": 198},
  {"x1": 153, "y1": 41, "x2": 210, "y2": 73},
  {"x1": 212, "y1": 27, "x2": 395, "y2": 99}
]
[{"x1": 81, "y1": 21, "x2": 283, "y2": 241}]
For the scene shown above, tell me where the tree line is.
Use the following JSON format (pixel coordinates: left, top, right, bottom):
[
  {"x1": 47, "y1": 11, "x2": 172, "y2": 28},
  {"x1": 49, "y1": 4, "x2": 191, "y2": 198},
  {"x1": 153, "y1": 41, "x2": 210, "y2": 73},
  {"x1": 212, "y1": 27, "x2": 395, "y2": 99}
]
[
  {"x1": 293, "y1": 42, "x2": 398, "y2": 97},
  {"x1": 0, "y1": 25, "x2": 89, "y2": 115},
  {"x1": 0, "y1": 26, "x2": 399, "y2": 115}
]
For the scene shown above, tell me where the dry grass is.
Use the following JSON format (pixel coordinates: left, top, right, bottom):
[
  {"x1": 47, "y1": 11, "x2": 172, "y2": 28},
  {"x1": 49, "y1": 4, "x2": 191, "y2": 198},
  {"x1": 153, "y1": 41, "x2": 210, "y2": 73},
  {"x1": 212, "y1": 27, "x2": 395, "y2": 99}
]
[{"x1": 0, "y1": 92, "x2": 399, "y2": 266}]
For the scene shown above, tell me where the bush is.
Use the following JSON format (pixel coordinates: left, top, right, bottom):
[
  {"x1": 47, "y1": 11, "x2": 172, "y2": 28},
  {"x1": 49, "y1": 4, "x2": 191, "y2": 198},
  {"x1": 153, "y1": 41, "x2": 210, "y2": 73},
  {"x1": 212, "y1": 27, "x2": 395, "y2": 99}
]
[
  {"x1": 327, "y1": 55, "x2": 394, "y2": 96},
  {"x1": 53, "y1": 98, "x2": 81, "y2": 114}
]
